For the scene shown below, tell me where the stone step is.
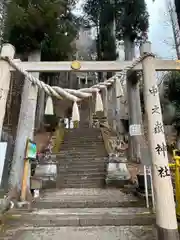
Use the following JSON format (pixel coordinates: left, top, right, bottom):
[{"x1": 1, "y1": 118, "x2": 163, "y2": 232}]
[
  {"x1": 66, "y1": 127, "x2": 100, "y2": 131},
  {"x1": 58, "y1": 152, "x2": 107, "y2": 156},
  {"x1": 63, "y1": 136, "x2": 103, "y2": 139},
  {"x1": 58, "y1": 172, "x2": 105, "y2": 177},
  {"x1": 58, "y1": 159, "x2": 106, "y2": 164},
  {"x1": 58, "y1": 166, "x2": 106, "y2": 172},
  {"x1": 62, "y1": 141, "x2": 105, "y2": 149},
  {"x1": 58, "y1": 168, "x2": 106, "y2": 173},
  {"x1": 58, "y1": 163, "x2": 106, "y2": 168},
  {"x1": 63, "y1": 138, "x2": 103, "y2": 141},
  {"x1": 57, "y1": 177, "x2": 106, "y2": 183},
  {"x1": 63, "y1": 138, "x2": 104, "y2": 141},
  {"x1": 58, "y1": 174, "x2": 105, "y2": 180},
  {"x1": 61, "y1": 179, "x2": 105, "y2": 185},
  {"x1": 64, "y1": 134, "x2": 102, "y2": 139},
  {"x1": 58, "y1": 175, "x2": 106, "y2": 181},
  {"x1": 0, "y1": 226, "x2": 156, "y2": 240},
  {"x1": 58, "y1": 149, "x2": 106, "y2": 153},
  {"x1": 58, "y1": 183, "x2": 105, "y2": 189},
  {"x1": 60, "y1": 150, "x2": 106, "y2": 154},
  {"x1": 64, "y1": 134, "x2": 103, "y2": 137},
  {"x1": 33, "y1": 199, "x2": 146, "y2": 209},
  {"x1": 7, "y1": 208, "x2": 155, "y2": 227},
  {"x1": 66, "y1": 127, "x2": 101, "y2": 134},
  {"x1": 64, "y1": 133, "x2": 103, "y2": 136},
  {"x1": 58, "y1": 167, "x2": 106, "y2": 173},
  {"x1": 57, "y1": 164, "x2": 106, "y2": 169},
  {"x1": 57, "y1": 157, "x2": 107, "y2": 163},
  {"x1": 62, "y1": 144, "x2": 104, "y2": 147},
  {"x1": 63, "y1": 135, "x2": 103, "y2": 138},
  {"x1": 64, "y1": 137, "x2": 103, "y2": 141},
  {"x1": 32, "y1": 189, "x2": 146, "y2": 209},
  {"x1": 57, "y1": 159, "x2": 107, "y2": 164},
  {"x1": 57, "y1": 156, "x2": 107, "y2": 161},
  {"x1": 57, "y1": 153, "x2": 107, "y2": 158}
]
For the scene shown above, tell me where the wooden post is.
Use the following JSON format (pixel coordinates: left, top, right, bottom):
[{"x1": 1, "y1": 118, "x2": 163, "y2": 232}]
[
  {"x1": 0, "y1": 44, "x2": 15, "y2": 137},
  {"x1": 21, "y1": 159, "x2": 29, "y2": 201},
  {"x1": 101, "y1": 87, "x2": 108, "y2": 119},
  {"x1": 9, "y1": 51, "x2": 41, "y2": 199},
  {"x1": 140, "y1": 42, "x2": 179, "y2": 240}
]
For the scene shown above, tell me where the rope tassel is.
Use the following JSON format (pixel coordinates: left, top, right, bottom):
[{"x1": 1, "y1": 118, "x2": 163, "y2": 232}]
[
  {"x1": 72, "y1": 101, "x2": 80, "y2": 122},
  {"x1": 45, "y1": 96, "x2": 54, "y2": 115},
  {"x1": 115, "y1": 78, "x2": 124, "y2": 97},
  {"x1": 95, "y1": 91, "x2": 103, "y2": 112}
]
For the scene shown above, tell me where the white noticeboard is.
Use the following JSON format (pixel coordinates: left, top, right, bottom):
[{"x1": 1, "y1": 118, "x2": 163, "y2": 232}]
[
  {"x1": 0, "y1": 142, "x2": 7, "y2": 185},
  {"x1": 129, "y1": 124, "x2": 142, "y2": 136}
]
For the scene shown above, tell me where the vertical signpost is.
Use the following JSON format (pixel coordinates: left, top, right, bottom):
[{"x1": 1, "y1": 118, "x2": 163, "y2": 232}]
[{"x1": 140, "y1": 42, "x2": 179, "y2": 240}]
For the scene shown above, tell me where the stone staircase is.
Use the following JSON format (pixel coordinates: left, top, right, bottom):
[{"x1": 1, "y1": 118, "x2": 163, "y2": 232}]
[
  {"x1": 56, "y1": 127, "x2": 108, "y2": 188},
  {"x1": 0, "y1": 127, "x2": 156, "y2": 240},
  {"x1": 1, "y1": 189, "x2": 156, "y2": 240}
]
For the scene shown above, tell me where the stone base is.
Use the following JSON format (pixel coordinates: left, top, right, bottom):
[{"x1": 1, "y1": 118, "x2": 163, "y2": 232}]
[
  {"x1": 157, "y1": 225, "x2": 179, "y2": 240},
  {"x1": 106, "y1": 179, "x2": 130, "y2": 188}
]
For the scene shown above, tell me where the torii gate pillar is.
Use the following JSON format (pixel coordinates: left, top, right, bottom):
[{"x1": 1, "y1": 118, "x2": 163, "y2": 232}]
[{"x1": 140, "y1": 41, "x2": 179, "y2": 240}]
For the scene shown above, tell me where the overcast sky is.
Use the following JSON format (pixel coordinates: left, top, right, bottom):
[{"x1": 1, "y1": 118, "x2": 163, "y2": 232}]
[
  {"x1": 74, "y1": 0, "x2": 177, "y2": 59},
  {"x1": 147, "y1": 0, "x2": 176, "y2": 59}
]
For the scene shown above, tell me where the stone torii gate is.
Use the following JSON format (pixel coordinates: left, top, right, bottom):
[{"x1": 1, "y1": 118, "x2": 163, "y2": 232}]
[{"x1": 0, "y1": 41, "x2": 179, "y2": 240}]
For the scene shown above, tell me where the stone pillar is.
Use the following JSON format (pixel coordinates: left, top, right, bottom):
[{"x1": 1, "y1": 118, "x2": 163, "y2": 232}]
[
  {"x1": 127, "y1": 73, "x2": 142, "y2": 160},
  {"x1": 124, "y1": 38, "x2": 142, "y2": 161},
  {"x1": 89, "y1": 96, "x2": 94, "y2": 127},
  {"x1": 36, "y1": 89, "x2": 45, "y2": 130},
  {"x1": 0, "y1": 44, "x2": 15, "y2": 137},
  {"x1": 9, "y1": 51, "x2": 41, "y2": 200},
  {"x1": 107, "y1": 86, "x2": 113, "y2": 129},
  {"x1": 140, "y1": 42, "x2": 179, "y2": 240},
  {"x1": 101, "y1": 87, "x2": 108, "y2": 121}
]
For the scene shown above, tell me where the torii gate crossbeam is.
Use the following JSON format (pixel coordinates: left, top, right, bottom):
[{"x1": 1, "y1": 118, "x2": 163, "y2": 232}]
[{"x1": 10, "y1": 59, "x2": 180, "y2": 72}]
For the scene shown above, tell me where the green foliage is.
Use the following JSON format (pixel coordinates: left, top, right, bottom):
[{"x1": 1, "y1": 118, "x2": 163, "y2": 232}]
[
  {"x1": 115, "y1": 0, "x2": 149, "y2": 42},
  {"x1": 84, "y1": 0, "x2": 114, "y2": 26},
  {"x1": 84, "y1": 0, "x2": 116, "y2": 61},
  {"x1": 163, "y1": 71, "x2": 180, "y2": 132},
  {"x1": 164, "y1": 71, "x2": 180, "y2": 105},
  {"x1": 83, "y1": 0, "x2": 101, "y2": 25},
  {"x1": 100, "y1": 25, "x2": 117, "y2": 60},
  {"x1": 41, "y1": 18, "x2": 78, "y2": 61},
  {"x1": 83, "y1": 0, "x2": 149, "y2": 62},
  {"x1": 4, "y1": 0, "x2": 78, "y2": 59}
]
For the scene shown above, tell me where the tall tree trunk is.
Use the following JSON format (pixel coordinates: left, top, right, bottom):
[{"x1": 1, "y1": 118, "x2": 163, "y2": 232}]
[{"x1": 175, "y1": 0, "x2": 180, "y2": 31}]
